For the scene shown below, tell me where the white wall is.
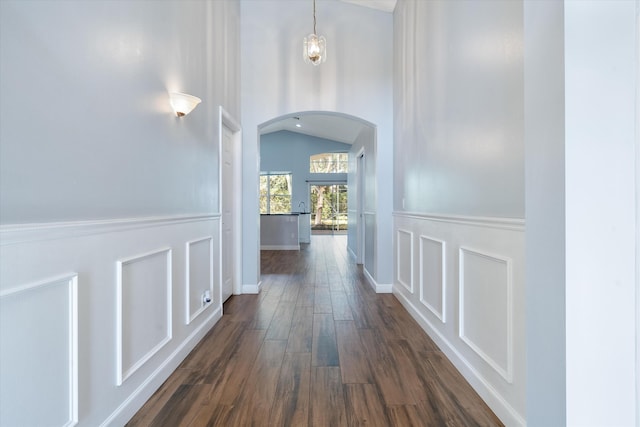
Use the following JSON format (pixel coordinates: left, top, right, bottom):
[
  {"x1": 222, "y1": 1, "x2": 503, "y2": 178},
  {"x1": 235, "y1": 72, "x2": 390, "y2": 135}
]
[
  {"x1": 0, "y1": 0, "x2": 239, "y2": 223},
  {"x1": 525, "y1": 2, "x2": 639, "y2": 425},
  {"x1": 563, "y1": 1, "x2": 638, "y2": 425},
  {"x1": 393, "y1": 0, "x2": 524, "y2": 218},
  {"x1": 348, "y1": 125, "x2": 380, "y2": 286},
  {"x1": 0, "y1": 1, "x2": 240, "y2": 425},
  {"x1": 393, "y1": 0, "x2": 526, "y2": 424},
  {"x1": 523, "y1": 1, "x2": 566, "y2": 425},
  {"x1": 241, "y1": 0, "x2": 393, "y2": 289}
]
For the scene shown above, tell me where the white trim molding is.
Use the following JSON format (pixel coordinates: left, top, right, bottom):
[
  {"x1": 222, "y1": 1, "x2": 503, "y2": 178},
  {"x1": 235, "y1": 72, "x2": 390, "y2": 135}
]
[
  {"x1": 395, "y1": 228, "x2": 414, "y2": 293},
  {"x1": 0, "y1": 213, "x2": 223, "y2": 426},
  {"x1": 185, "y1": 236, "x2": 215, "y2": 325},
  {"x1": 116, "y1": 248, "x2": 173, "y2": 386},
  {"x1": 392, "y1": 212, "x2": 524, "y2": 426},
  {"x1": 242, "y1": 282, "x2": 261, "y2": 295},
  {"x1": 0, "y1": 274, "x2": 79, "y2": 427},
  {"x1": 219, "y1": 106, "x2": 243, "y2": 297},
  {"x1": 419, "y1": 235, "x2": 447, "y2": 323},
  {"x1": 364, "y1": 267, "x2": 392, "y2": 293},
  {"x1": 99, "y1": 307, "x2": 222, "y2": 427},
  {"x1": 260, "y1": 244, "x2": 300, "y2": 251},
  {"x1": 393, "y1": 289, "x2": 525, "y2": 427},
  {"x1": 0, "y1": 214, "x2": 221, "y2": 246},
  {"x1": 459, "y1": 246, "x2": 514, "y2": 383},
  {"x1": 394, "y1": 211, "x2": 525, "y2": 231}
]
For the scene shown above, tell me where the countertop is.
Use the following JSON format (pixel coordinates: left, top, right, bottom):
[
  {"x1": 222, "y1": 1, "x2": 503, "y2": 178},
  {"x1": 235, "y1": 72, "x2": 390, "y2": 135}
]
[{"x1": 260, "y1": 212, "x2": 311, "y2": 216}]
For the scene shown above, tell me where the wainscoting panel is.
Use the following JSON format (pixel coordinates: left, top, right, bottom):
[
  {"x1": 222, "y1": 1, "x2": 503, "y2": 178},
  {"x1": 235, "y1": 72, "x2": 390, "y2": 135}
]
[
  {"x1": 364, "y1": 212, "x2": 376, "y2": 281},
  {"x1": 396, "y1": 229, "x2": 414, "y2": 293},
  {"x1": 0, "y1": 274, "x2": 78, "y2": 427},
  {"x1": 419, "y1": 235, "x2": 446, "y2": 322},
  {"x1": 186, "y1": 237, "x2": 214, "y2": 324},
  {"x1": 459, "y1": 247, "x2": 512, "y2": 382},
  {"x1": 117, "y1": 248, "x2": 172, "y2": 386},
  {"x1": 393, "y1": 212, "x2": 525, "y2": 427},
  {"x1": 0, "y1": 215, "x2": 222, "y2": 426}
]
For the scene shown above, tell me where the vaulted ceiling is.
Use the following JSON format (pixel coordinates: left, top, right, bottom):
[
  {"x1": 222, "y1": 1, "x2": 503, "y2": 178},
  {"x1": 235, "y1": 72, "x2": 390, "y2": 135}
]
[
  {"x1": 339, "y1": 0, "x2": 397, "y2": 13},
  {"x1": 259, "y1": 0, "x2": 395, "y2": 144}
]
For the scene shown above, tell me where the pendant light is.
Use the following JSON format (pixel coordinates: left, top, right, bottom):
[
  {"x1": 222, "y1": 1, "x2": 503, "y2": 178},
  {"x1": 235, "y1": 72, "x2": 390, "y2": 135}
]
[{"x1": 303, "y1": 0, "x2": 326, "y2": 65}]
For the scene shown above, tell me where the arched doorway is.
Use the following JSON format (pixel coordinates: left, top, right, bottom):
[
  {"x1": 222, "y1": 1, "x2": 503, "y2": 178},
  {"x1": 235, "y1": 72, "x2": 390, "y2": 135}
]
[{"x1": 257, "y1": 111, "x2": 376, "y2": 276}]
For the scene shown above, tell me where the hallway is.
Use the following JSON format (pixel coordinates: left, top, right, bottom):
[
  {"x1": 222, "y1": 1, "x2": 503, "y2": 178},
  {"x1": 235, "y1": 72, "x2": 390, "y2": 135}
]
[{"x1": 127, "y1": 236, "x2": 502, "y2": 426}]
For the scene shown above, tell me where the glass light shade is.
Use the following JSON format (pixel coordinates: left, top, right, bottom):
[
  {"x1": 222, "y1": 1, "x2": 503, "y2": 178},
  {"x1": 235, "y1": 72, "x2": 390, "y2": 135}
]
[
  {"x1": 169, "y1": 92, "x2": 201, "y2": 117},
  {"x1": 303, "y1": 33, "x2": 326, "y2": 66}
]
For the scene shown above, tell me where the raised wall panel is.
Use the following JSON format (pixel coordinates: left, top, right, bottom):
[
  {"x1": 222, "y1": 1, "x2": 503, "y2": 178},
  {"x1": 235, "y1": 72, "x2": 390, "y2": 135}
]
[
  {"x1": 0, "y1": 275, "x2": 78, "y2": 427},
  {"x1": 117, "y1": 248, "x2": 172, "y2": 385},
  {"x1": 186, "y1": 237, "x2": 214, "y2": 324},
  {"x1": 419, "y1": 235, "x2": 446, "y2": 322},
  {"x1": 459, "y1": 247, "x2": 513, "y2": 382},
  {"x1": 393, "y1": 212, "x2": 525, "y2": 426},
  {"x1": 0, "y1": 215, "x2": 223, "y2": 426},
  {"x1": 396, "y1": 229, "x2": 413, "y2": 293},
  {"x1": 364, "y1": 213, "x2": 376, "y2": 276}
]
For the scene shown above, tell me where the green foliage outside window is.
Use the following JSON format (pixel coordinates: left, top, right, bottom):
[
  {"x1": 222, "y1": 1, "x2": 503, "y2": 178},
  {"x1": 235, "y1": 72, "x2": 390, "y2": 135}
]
[
  {"x1": 260, "y1": 173, "x2": 292, "y2": 214},
  {"x1": 309, "y1": 153, "x2": 348, "y2": 173},
  {"x1": 310, "y1": 184, "x2": 348, "y2": 230}
]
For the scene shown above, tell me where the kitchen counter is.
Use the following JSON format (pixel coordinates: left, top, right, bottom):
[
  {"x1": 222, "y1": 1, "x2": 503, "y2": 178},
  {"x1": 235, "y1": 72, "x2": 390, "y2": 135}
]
[
  {"x1": 260, "y1": 214, "x2": 300, "y2": 250},
  {"x1": 260, "y1": 212, "x2": 311, "y2": 215}
]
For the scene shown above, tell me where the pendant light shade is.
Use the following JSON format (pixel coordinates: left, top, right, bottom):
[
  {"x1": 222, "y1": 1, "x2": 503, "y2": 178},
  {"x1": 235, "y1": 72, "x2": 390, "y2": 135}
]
[{"x1": 303, "y1": 0, "x2": 326, "y2": 65}]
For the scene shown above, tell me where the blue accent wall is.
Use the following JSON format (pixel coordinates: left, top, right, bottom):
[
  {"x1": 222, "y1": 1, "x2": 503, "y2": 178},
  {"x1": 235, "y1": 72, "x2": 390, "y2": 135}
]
[{"x1": 260, "y1": 130, "x2": 350, "y2": 212}]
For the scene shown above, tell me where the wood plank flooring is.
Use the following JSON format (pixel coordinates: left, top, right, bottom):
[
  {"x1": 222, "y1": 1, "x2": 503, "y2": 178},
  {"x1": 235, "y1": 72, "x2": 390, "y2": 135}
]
[{"x1": 127, "y1": 236, "x2": 503, "y2": 427}]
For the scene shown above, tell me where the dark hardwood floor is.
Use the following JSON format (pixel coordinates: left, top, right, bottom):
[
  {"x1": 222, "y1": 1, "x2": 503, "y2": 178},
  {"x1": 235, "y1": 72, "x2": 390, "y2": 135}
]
[{"x1": 127, "y1": 235, "x2": 502, "y2": 427}]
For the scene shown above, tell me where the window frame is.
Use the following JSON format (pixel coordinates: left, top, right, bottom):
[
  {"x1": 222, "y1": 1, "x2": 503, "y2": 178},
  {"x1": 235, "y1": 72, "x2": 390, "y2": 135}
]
[
  {"x1": 309, "y1": 152, "x2": 348, "y2": 174},
  {"x1": 260, "y1": 172, "x2": 293, "y2": 214}
]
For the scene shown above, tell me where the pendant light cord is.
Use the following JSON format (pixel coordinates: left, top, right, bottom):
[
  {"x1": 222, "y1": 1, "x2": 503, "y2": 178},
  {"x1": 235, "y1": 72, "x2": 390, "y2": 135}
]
[{"x1": 313, "y1": 0, "x2": 317, "y2": 34}]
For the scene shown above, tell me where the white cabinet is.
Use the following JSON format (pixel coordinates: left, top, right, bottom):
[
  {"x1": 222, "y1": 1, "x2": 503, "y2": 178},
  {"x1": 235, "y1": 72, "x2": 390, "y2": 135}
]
[{"x1": 298, "y1": 213, "x2": 311, "y2": 243}]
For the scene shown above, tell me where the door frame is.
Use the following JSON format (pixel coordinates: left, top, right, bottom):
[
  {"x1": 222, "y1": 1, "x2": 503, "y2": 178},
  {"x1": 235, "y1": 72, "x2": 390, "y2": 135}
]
[
  {"x1": 307, "y1": 180, "x2": 348, "y2": 234},
  {"x1": 219, "y1": 106, "x2": 242, "y2": 298},
  {"x1": 356, "y1": 148, "x2": 365, "y2": 264}
]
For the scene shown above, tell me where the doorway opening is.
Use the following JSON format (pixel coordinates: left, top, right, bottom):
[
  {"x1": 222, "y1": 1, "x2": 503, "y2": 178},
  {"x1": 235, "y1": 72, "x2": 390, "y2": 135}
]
[
  {"x1": 255, "y1": 111, "x2": 376, "y2": 278},
  {"x1": 309, "y1": 183, "x2": 348, "y2": 235},
  {"x1": 219, "y1": 106, "x2": 242, "y2": 301}
]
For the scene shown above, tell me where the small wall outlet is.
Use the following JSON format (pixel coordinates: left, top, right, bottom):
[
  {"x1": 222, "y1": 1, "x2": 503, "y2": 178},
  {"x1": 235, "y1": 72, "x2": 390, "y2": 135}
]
[{"x1": 202, "y1": 290, "x2": 212, "y2": 306}]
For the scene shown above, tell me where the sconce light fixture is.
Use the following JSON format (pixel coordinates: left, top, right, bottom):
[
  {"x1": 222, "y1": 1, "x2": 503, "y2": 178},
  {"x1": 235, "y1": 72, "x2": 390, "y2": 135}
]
[
  {"x1": 303, "y1": 0, "x2": 326, "y2": 66},
  {"x1": 169, "y1": 92, "x2": 201, "y2": 117}
]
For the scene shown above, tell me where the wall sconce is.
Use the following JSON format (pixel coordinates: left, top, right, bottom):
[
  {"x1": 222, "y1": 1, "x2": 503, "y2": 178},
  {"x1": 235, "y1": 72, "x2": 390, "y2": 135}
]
[{"x1": 169, "y1": 92, "x2": 201, "y2": 117}]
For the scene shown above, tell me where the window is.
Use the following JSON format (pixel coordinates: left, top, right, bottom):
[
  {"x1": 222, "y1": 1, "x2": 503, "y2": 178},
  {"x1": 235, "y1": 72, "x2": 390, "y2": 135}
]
[
  {"x1": 310, "y1": 153, "x2": 348, "y2": 173},
  {"x1": 260, "y1": 173, "x2": 292, "y2": 214}
]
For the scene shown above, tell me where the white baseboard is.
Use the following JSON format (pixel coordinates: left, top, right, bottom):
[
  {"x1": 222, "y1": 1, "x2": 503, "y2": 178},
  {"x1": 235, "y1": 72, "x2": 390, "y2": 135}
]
[
  {"x1": 260, "y1": 245, "x2": 299, "y2": 250},
  {"x1": 375, "y1": 283, "x2": 393, "y2": 293},
  {"x1": 100, "y1": 307, "x2": 222, "y2": 426},
  {"x1": 393, "y1": 288, "x2": 524, "y2": 427},
  {"x1": 363, "y1": 267, "x2": 392, "y2": 294},
  {"x1": 242, "y1": 281, "x2": 261, "y2": 294}
]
